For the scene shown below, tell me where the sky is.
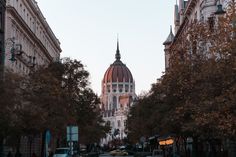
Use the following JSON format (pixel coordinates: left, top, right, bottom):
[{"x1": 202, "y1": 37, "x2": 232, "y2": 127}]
[{"x1": 37, "y1": 0, "x2": 175, "y2": 95}]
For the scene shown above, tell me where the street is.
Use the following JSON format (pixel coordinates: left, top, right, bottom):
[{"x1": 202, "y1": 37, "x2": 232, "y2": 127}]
[{"x1": 99, "y1": 153, "x2": 133, "y2": 157}]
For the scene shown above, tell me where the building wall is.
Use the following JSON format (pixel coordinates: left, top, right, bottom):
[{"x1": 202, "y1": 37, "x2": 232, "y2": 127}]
[
  {"x1": 165, "y1": 0, "x2": 228, "y2": 69},
  {"x1": 1, "y1": 1, "x2": 61, "y2": 157},
  {"x1": 164, "y1": 1, "x2": 236, "y2": 156},
  {"x1": 4, "y1": 0, "x2": 61, "y2": 75},
  {"x1": 0, "y1": 0, "x2": 6, "y2": 81}
]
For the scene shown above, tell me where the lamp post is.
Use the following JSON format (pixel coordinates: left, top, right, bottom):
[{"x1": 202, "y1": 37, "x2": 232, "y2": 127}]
[
  {"x1": 0, "y1": 37, "x2": 20, "y2": 82},
  {"x1": 5, "y1": 37, "x2": 37, "y2": 71},
  {"x1": 215, "y1": 0, "x2": 226, "y2": 15},
  {"x1": 5, "y1": 37, "x2": 23, "y2": 62}
]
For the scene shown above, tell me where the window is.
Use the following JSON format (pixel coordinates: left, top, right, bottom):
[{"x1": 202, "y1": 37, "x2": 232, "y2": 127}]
[
  {"x1": 0, "y1": 12, "x2": 2, "y2": 30},
  {"x1": 194, "y1": 11, "x2": 197, "y2": 21},
  {"x1": 208, "y1": 16, "x2": 215, "y2": 31},
  {"x1": 125, "y1": 85, "x2": 129, "y2": 92},
  {"x1": 113, "y1": 96, "x2": 117, "y2": 109},
  {"x1": 119, "y1": 84, "x2": 123, "y2": 92},
  {"x1": 118, "y1": 120, "x2": 121, "y2": 127}
]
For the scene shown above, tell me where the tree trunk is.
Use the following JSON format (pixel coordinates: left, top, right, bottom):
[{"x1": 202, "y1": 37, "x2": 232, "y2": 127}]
[
  {"x1": 0, "y1": 137, "x2": 3, "y2": 157},
  {"x1": 28, "y1": 136, "x2": 33, "y2": 157},
  {"x1": 41, "y1": 132, "x2": 45, "y2": 157},
  {"x1": 183, "y1": 137, "x2": 188, "y2": 157},
  {"x1": 192, "y1": 137, "x2": 198, "y2": 157},
  {"x1": 16, "y1": 136, "x2": 21, "y2": 154}
]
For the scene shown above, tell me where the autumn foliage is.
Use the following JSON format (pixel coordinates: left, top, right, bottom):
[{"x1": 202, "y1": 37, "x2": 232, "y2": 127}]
[
  {"x1": 127, "y1": 0, "x2": 236, "y2": 146},
  {"x1": 0, "y1": 59, "x2": 110, "y2": 149}
]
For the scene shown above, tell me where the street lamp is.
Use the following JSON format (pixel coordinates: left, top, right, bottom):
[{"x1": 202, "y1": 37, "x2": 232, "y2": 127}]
[
  {"x1": 215, "y1": 0, "x2": 226, "y2": 15},
  {"x1": 0, "y1": 37, "x2": 22, "y2": 81},
  {"x1": 5, "y1": 37, "x2": 23, "y2": 62},
  {"x1": 5, "y1": 37, "x2": 36, "y2": 68}
]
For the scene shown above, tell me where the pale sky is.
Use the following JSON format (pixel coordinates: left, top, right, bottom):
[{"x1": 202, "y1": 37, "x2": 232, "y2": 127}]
[{"x1": 37, "y1": 0, "x2": 175, "y2": 95}]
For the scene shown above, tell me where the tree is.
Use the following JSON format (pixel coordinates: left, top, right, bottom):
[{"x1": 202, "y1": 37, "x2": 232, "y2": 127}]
[
  {"x1": 0, "y1": 70, "x2": 25, "y2": 151},
  {"x1": 127, "y1": 84, "x2": 171, "y2": 143},
  {"x1": 22, "y1": 62, "x2": 67, "y2": 137},
  {"x1": 23, "y1": 59, "x2": 110, "y2": 146},
  {"x1": 61, "y1": 60, "x2": 110, "y2": 144},
  {"x1": 164, "y1": 0, "x2": 236, "y2": 140},
  {"x1": 127, "y1": 2, "x2": 236, "y2": 155}
]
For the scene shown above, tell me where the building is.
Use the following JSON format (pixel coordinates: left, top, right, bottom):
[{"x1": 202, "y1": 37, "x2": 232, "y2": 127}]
[
  {"x1": 0, "y1": 0, "x2": 61, "y2": 157},
  {"x1": 163, "y1": 1, "x2": 236, "y2": 156},
  {"x1": 4, "y1": 0, "x2": 61, "y2": 75},
  {"x1": 163, "y1": 0, "x2": 227, "y2": 69},
  {"x1": 100, "y1": 40, "x2": 136, "y2": 146},
  {"x1": 0, "y1": 0, "x2": 6, "y2": 81}
]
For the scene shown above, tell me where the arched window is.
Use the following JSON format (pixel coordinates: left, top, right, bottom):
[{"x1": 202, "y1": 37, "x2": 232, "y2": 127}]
[
  {"x1": 118, "y1": 120, "x2": 121, "y2": 127},
  {"x1": 113, "y1": 96, "x2": 117, "y2": 109},
  {"x1": 107, "y1": 121, "x2": 111, "y2": 126}
]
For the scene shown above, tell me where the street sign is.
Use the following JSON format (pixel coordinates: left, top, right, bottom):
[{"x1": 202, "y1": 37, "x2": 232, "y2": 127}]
[
  {"x1": 45, "y1": 129, "x2": 51, "y2": 157},
  {"x1": 45, "y1": 130, "x2": 51, "y2": 144},
  {"x1": 67, "y1": 126, "x2": 79, "y2": 142}
]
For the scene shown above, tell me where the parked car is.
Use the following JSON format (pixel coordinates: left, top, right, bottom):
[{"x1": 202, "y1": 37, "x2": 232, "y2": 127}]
[
  {"x1": 53, "y1": 148, "x2": 71, "y2": 157},
  {"x1": 109, "y1": 149, "x2": 128, "y2": 156}
]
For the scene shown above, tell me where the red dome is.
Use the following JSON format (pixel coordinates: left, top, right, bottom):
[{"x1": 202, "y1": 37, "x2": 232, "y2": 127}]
[
  {"x1": 103, "y1": 40, "x2": 133, "y2": 83},
  {"x1": 103, "y1": 60, "x2": 133, "y2": 83}
]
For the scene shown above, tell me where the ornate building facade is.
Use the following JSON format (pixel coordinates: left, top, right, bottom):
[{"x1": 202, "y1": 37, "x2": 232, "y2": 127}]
[
  {"x1": 0, "y1": 1, "x2": 61, "y2": 157},
  {"x1": 163, "y1": 0, "x2": 227, "y2": 69},
  {"x1": 100, "y1": 41, "x2": 136, "y2": 145},
  {"x1": 163, "y1": 1, "x2": 235, "y2": 156},
  {"x1": 0, "y1": 0, "x2": 6, "y2": 81},
  {"x1": 4, "y1": 0, "x2": 61, "y2": 74}
]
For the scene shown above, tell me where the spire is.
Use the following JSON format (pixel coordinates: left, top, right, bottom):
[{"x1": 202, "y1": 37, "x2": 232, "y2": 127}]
[
  {"x1": 179, "y1": 0, "x2": 183, "y2": 11},
  {"x1": 174, "y1": 2, "x2": 180, "y2": 24},
  {"x1": 115, "y1": 37, "x2": 121, "y2": 60},
  {"x1": 163, "y1": 25, "x2": 174, "y2": 45}
]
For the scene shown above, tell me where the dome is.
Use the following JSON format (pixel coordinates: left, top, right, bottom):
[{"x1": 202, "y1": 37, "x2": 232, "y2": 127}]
[
  {"x1": 103, "y1": 41, "x2": 133, "y2": 83},
  {"x1": 103, "y1": 60, "x2": 133, "y2": 83}
]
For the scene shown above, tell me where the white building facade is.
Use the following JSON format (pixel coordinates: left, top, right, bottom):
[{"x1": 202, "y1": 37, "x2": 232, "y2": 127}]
[
  {"x1": 164, "y1": 0, "x2": 228, "y2": 69},
  {"x1": 4, "y1": 0, "x2": 61, "y2": 74},
  {"x1": 100, "y1": 41, "x2": 136, "y2": 146},
  {"x1": 0, "y1": 1, "x2": 61, "y2": 157}
]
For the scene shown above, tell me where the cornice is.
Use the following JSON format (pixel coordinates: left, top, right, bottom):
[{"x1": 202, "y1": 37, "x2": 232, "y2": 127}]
[
  {"x1": 171, "y1": 17, "x2": 189, "y2": 48},
  {"x1": 7, "y1": 6, "x2": 53, "y2": 61},
  {"x1": 27, "y1": 0, "x2": 61, "y2": 52},
  {"x1": 184, "y1": 0, "x2": 198, "y2": 15}
]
